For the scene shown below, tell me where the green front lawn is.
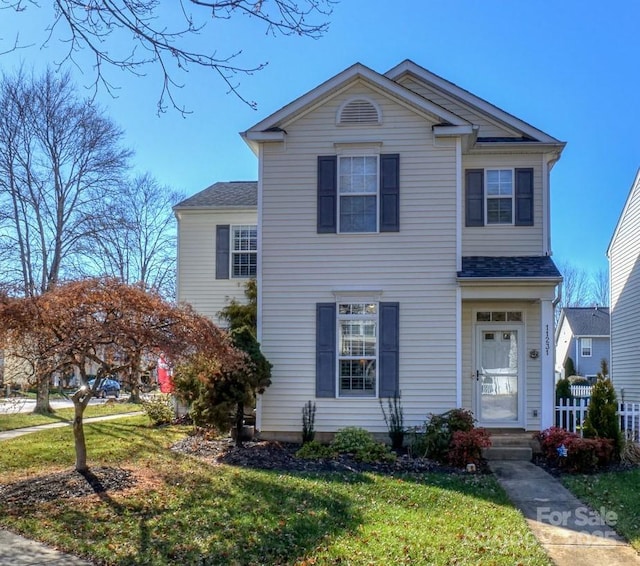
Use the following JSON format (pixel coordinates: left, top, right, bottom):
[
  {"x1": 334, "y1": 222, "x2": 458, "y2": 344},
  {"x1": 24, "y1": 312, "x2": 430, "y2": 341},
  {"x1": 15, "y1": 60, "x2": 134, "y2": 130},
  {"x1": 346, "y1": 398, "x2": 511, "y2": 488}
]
[
  {"x1": 563, "y1": 469, "x2": 640, "y2": 552},
  {"x1": 0, "y1": 402, "x2": 142, "y2": 431},
  {"x1": 0, "y1": 416, "x2": 552, "y2": 565}
]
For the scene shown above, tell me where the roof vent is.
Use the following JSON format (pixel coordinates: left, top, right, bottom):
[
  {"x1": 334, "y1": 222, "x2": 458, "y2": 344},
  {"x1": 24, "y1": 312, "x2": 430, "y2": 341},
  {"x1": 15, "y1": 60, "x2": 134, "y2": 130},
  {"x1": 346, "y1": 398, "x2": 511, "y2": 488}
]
[{"x1": 338, "y1": 98, "x2": 381, "y2": 125}]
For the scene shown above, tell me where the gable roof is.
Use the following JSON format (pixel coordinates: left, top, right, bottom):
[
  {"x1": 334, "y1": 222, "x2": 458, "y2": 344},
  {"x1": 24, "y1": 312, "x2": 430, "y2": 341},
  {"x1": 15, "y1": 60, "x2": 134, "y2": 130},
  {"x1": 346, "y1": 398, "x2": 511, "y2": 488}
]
[
  {"x1": 385, "y1": 60, "x2": 564, "y2": 146},
  {"x1": 457, "y1": 256, "x2": 562, "y2": 280},
  {"x1": 241, "y1": 62, "x2": 472, "y2": 150},
  {"x1": 242, "y1": 60, "x2": 566, "y2": 159},
  {"x1": 607, "y1": 168, "x2": 640, "y2": 256},
  {"x1": 561, "y1": 307, "x2": 610, "y2": 337},
  {"x1": 173, "y1": 182, "x2": 257, "y2": 210}
]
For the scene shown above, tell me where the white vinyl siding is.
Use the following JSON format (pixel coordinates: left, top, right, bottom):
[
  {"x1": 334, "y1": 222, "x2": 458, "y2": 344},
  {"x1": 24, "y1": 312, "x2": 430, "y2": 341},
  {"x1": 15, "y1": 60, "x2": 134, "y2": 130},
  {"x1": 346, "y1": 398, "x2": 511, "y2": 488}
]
[
  {"x1": 176, "y1": 209, "x2": 257, "y2": 326},
  {"x1": 610, "y1": 174, "x2": 640, "y2": 401},
  {"x1": 462, "y1": 154, "x2": 544, "y2": 256},
  {"x1": 258, "y1": 84, "x2": 458, "y2": 435}
]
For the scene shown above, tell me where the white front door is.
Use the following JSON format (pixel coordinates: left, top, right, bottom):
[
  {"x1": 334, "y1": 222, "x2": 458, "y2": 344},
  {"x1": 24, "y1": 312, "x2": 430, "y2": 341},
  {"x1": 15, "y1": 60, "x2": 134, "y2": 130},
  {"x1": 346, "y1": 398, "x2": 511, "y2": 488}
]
[{"x1": 475, "y1": 325, "x2": 524, "y2": 427}]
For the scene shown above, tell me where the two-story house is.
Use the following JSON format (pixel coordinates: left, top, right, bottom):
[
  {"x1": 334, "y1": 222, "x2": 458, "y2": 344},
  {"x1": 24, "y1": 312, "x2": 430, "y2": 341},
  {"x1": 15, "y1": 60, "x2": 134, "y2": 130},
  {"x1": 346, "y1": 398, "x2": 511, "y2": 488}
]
[
  {"x1": 555, "y1": 307, "x2": 610, "y2": 380},
  {"x1": 608, "y1": 168, "x2": 640, "y2": 402},
  {"x1": 234, "y1": 60, "x2": 566, "y2": 440}
]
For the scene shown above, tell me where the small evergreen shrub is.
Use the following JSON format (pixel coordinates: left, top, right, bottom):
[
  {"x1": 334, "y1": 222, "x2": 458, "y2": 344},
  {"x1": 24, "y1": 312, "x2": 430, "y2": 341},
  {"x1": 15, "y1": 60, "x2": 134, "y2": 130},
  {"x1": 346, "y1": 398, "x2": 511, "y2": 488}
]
[
  {"x1": 583, "y1": 376, "x2": 622, "y2": 457},
  {"x1": 555, "y1": 378, "x2": 572, "y2": 401},
  {"x1": 295, "y1": 440, "x2": 335, "y2": 460},
  {"x1": 423, "y1": 408, "x2": 475, "y2": 462},
  {"x1": 301, "y1": 400, "x2": 316, "y2": 444},
  {"x1": 142, "y1": 394, "x2": 175, "y2": 426},
  {"x1": 569, "y1": 375, "x2": 589, "y2": 386},
  {"x1": 330, "y1": 426, "x2": 396, "y2": 463},
  {"x1": 564, "y1": 357, "x2": 576, "y2": 380},
  {"x1": 331, "y1": 427, "x2": 375, "y2": 454},
  {"x1": 447, "y1": 428, "x2": 491, "y2": 468}
]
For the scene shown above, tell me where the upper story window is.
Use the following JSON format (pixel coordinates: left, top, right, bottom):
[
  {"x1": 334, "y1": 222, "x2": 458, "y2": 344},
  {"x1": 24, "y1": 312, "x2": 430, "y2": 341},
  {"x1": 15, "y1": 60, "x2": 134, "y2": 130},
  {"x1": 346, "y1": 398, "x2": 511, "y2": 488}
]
[
  {"x1": 337, "y1": 98, "x2": 381, "y2": 125},
  {"x1": 338, "y1": 155, "x2": 378, "y2": 233},
  {"x1": 465, "y1": 168, "x2": 533, "y2": 228},
  {"x1": 338, "y1": 302, "x2": 377, "y2": 397},
  {"x1": 581, "y1": 338, "x2": 592, "y2": 357},
  {"x1": 486, "y1": 169, "x2": 513, "y2": 224},
  {"x1": 231, "y1": 225, "x2": 257, "y2": 278}
]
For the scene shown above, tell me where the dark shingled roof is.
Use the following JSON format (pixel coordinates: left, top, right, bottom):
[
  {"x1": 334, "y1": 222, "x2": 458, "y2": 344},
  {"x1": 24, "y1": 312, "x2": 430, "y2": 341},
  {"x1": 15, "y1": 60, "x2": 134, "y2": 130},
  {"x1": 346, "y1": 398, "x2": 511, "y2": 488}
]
[
  {"x1": 458, "y1": 256, "x2": 562, "y2": 279},
  {"x1": 174, "y1": 181, "x2": 257, "y2": 209},
  {"x1": 562, "y1": 307, "x2": 610, "y2": 337}
]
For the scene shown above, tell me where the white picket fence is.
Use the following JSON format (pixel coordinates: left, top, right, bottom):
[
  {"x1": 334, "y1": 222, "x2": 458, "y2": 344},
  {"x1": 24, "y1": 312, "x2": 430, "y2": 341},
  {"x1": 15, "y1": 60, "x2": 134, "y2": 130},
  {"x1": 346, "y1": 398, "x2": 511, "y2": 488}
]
[
  {"x1": 555, "y1": 397, "x2": 640, "y2": 441},
  {"x1": 570, "y1": 385, "x2": 593, "y2": 398}
]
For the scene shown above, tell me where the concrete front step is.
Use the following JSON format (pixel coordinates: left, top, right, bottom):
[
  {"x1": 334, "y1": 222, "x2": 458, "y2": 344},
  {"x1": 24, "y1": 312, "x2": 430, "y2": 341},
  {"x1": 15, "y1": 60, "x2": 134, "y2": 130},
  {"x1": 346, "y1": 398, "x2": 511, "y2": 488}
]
[
  {"x1": 483, "y1": 446, "x2": 533, "y2": 461},
  {"x1": 484, "y1": 431, "x2": 537, "y2": 461}
]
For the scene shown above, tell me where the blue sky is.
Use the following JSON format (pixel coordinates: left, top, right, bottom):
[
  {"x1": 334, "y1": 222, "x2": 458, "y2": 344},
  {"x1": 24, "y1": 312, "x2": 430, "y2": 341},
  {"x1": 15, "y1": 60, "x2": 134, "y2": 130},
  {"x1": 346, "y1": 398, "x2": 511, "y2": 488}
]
[{"x1": 2, "y1": 1, "x2": 639, "y2": 277}]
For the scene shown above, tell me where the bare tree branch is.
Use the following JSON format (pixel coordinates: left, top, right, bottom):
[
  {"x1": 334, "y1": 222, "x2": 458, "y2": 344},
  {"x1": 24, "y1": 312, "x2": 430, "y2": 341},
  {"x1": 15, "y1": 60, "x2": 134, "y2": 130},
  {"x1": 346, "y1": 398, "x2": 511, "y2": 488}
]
[{"x1": 1, "y1": 0, "x2": 335, "y2": 114}]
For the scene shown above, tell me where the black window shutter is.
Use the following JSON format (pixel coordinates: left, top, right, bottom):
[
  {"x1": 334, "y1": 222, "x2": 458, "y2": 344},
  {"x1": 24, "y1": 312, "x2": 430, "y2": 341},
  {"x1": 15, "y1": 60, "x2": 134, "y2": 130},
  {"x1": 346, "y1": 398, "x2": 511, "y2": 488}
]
[
  {"x1": 465, "y1": 169, "x2": 484, "y2": 227},
  {"x1": 316, "y1": 303, "x2": 336, "y2": 398},
  {"x1": 215, "y1": 225, "x2": 230, "y2": 279},
  {"x1": 379, "y1": 302, "x2": 400, "y2": 397},
  {"x1": 317, "y1": 156, "x2": 337, "y2": 233},
  {"x1": 515, "y1": 168, "x2": 534, "y2": 226},
  {"x1": 380, "y1": 154, "x2": 400, "y2": 232}
]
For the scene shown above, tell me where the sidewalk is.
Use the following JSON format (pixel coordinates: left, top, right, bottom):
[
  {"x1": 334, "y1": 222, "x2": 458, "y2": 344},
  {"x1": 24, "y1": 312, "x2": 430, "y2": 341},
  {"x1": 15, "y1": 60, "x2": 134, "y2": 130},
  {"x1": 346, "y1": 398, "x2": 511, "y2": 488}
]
[
  {"x1": 0, "y1": 412, "x2": 143, "y2": 565},
  {"x1": 491, "y1": 460, "x2": 640, "y2": 565},
  {"x1": 0, "y1": 412, "x2": 144, "y2": 441}
]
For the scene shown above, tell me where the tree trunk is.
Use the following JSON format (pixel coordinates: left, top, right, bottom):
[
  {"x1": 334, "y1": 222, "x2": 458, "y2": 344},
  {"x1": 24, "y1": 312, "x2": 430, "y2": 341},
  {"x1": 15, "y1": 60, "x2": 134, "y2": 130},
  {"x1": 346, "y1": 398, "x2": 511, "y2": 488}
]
[
  {"x1": 234, "y1": 401, "x2": 244, "y2": 447},
  {"x1": 33, "y1": 377, "x2": 53, "y2": 414},
  {"x1": 72, "y1": 394, "x2": 90, "y2": 472},
  {"x1": 128, "y1": 382, "x2": 142, "y2": 404}
]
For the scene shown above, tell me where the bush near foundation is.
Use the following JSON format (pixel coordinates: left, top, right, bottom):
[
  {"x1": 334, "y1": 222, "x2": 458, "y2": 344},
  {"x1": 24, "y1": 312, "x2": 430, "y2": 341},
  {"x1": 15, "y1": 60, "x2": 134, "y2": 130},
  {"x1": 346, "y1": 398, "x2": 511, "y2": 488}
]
[
  {"x1": 535, "y1": 426, "x2": 615, "y2": 473},
  {"x1": 447, "y1": 428, "x2": 491, "y2": 467}
]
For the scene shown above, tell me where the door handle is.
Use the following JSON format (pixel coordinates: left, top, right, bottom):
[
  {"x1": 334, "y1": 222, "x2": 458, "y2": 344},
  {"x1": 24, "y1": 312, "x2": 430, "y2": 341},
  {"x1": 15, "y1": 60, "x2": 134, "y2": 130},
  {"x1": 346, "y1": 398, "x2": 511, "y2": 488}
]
[{"x1": 475, "y1": 370, "x2": 480, "y2": 381}]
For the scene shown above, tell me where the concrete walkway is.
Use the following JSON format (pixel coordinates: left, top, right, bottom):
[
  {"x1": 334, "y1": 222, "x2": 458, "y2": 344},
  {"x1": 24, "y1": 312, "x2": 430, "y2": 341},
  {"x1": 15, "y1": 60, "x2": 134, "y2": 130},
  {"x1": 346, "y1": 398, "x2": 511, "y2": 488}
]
[
  {"x1": 0, "y1": 412, "x2": 143, "y2": 565},
  {"x1": 491, "y1": 460, "x2": 640, "y2": 565}
]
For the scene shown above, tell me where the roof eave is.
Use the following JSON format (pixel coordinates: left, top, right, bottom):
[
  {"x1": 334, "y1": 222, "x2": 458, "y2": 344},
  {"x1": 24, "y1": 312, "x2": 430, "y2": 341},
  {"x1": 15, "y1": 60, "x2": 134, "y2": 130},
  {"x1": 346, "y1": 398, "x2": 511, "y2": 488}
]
[{"x1": 457, "y1": 276, "x2": 563, "y2": 286}]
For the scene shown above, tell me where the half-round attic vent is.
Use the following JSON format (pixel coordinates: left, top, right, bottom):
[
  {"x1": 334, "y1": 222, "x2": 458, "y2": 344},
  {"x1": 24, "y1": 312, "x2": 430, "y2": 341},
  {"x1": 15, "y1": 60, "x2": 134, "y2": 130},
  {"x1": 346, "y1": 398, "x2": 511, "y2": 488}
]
[{"x1": 338, "y1": 98, "x2": 381, "y2": 125}]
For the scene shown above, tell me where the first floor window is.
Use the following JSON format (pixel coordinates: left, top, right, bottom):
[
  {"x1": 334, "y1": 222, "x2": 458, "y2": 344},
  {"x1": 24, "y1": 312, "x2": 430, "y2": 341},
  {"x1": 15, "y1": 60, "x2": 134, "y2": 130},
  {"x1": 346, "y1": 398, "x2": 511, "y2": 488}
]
[
  {"x1": 338, "y1": 155, "x2": 378, "y2": 233},
  {"x1": 581, "y1": 338, "x2": 592, "y2": 357},
  {"x1": 231, "y1": 225, "x2": 257, "y2": 278},
  {"x1": 486, "y1": 169, "x2": 513, "y2": 224},
  {"x1": 338, "y1": 302, "x2": 377, "y2": 396}
]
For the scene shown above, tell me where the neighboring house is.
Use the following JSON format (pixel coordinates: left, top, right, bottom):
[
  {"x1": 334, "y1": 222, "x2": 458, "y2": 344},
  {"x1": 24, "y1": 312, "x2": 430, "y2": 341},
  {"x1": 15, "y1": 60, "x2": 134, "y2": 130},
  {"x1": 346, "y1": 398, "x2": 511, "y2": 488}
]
[
  {"x1": 179, "y1": 60, "x2": 566, "y2": 439},
  {"x1": 555, "y1": 307, "x2": 610, "y2": 380},
  {"x1": 608, "y1": 169, "x2": 640, "y2": 402},
  {"x1": 174, "y1": 181, "x2": 257, "y2": 326}
]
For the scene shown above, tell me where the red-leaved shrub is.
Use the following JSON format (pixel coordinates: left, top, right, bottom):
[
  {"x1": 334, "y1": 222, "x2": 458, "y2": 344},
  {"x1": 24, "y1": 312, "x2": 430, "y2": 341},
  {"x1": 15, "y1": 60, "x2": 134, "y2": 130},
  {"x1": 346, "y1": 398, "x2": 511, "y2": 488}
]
[
  {"x1": 535, "y1": 427, "x2": 616, "y2": 473},
  {"x1": 447, "y1": 428, "x2": 491, "y2": 467},
  {"x1": 535, "y1": 427, "x2": 578, "y2": 463}
]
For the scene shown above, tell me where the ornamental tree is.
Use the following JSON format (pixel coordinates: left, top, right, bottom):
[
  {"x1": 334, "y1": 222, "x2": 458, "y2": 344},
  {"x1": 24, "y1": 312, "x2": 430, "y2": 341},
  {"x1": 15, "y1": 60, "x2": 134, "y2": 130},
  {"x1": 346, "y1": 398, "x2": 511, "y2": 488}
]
[{"x1": 0, "y1": 277, "x2": 245, "y2": 471}]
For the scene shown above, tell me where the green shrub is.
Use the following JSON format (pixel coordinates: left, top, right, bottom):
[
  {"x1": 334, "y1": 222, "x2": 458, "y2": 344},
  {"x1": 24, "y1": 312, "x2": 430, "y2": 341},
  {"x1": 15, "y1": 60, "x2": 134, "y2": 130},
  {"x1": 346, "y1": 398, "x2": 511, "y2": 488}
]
[
  {"x1": 555, "y1": 378, "x2": 572, "y2": 401},
  {"x1": 583, "y1": 376, "x2": 622, "y2": 457},
  {"x1": 564, "y1": 357, "x2": 576, "y2": 379},
  {"x1": 142, "y1": 394, "x2": 175, "y2": 426},
  {"x1": 447, "y1": 428, "x2": 491, "y2": 468},
  {"x1": 406, "y1": 426, "x2": 429, "y2": 458},
  {"x1": 331, "y1": 427, "x2": 375, "y2": 453},
  {"x1": 330, "y1": 426, "x2": 396, "y2": 463},
  {"x1": 569, "y1": 375, "x2": 589, "y2": 386},
  {"x1": 423, "y1": 408, "x2": 475, "y2": 462},
  {"x1": 295, "y1": 440, "x2": 335, "y2": 459}
]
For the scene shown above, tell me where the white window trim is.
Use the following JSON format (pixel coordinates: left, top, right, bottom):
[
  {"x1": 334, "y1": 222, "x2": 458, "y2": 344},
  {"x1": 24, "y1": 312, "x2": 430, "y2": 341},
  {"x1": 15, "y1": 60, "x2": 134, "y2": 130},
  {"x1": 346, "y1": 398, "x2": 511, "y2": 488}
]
[
  {"x1": 336, "y1": 301, "x2": 379, "y2": 398},
  {"x1": 484, "y1": 168, "x2": 515, "y2": 226},
  {"x1": 580, "y1": 337, "x2": 592, "y2": 357},
  {"x1": 230, "y1": 224, "x2": 257, "y2": 279},
  {"x1": 337, "y1": 154, "x2": 380, "y2": 234}
]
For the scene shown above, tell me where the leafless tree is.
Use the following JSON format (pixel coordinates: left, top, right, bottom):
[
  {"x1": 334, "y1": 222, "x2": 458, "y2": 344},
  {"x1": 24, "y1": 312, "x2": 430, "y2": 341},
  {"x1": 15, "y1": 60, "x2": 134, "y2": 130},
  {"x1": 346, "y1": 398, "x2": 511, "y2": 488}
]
[
  {"x1": 78, "y1": 174, "x2": 182, "y2": 299},
  {"x1": 0, "y1": 67, "x2": 131, "y2": 411},
  {"x1": 1, "y1": 0, "x2": 335, "y2": 113},
  {"x1": 590, "y1": 267, "x2": 610, "y2": 307}
]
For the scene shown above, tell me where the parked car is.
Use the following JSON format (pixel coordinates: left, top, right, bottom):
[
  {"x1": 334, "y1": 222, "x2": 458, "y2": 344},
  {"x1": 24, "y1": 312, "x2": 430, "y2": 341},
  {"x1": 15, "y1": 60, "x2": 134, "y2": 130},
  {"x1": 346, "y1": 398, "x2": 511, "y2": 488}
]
[{"x1": 88, "y1": 378, "x2": 121, "y2": 398}]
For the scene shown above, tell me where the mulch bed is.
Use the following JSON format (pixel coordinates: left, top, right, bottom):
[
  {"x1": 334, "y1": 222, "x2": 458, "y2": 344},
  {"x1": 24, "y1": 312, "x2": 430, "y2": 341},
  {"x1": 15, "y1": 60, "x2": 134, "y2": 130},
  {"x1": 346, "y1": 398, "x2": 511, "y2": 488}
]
[
  {"x1": 0, "y1": 467, "x2": 136, "y2": 508},
  {"x1": 0, "y1": 433, "x2": 473, "y2": 507}
]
